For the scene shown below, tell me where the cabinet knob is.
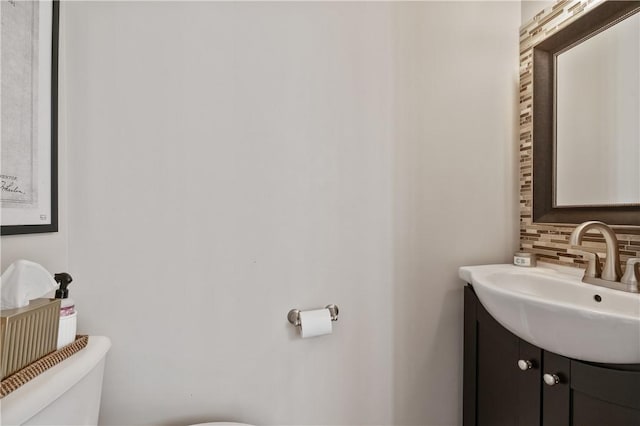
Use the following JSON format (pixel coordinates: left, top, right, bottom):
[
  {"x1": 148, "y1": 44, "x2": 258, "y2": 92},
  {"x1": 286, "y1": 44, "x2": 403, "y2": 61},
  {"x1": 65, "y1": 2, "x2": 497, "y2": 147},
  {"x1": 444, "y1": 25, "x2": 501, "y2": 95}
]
[
  {"x1": 517, "y1": 360, "x2": 533, "y2": 371},
  {"x1": 543, "y1": 373, "x2": 560, "y2": 386}
]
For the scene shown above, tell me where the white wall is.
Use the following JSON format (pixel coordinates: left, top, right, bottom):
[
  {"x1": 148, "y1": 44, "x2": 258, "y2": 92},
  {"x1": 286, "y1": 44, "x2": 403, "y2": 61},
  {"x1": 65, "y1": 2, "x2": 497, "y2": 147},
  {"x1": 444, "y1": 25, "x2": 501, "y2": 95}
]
[
  {"x1": 391, "y1": 3, "x2": 520, "y2": 424},
  {"x1": 65, "y1": 3, "x2": 397, "y2": 424},
  {"x1": 5, "y1": 1, "x2": 520, "y2": 425}
]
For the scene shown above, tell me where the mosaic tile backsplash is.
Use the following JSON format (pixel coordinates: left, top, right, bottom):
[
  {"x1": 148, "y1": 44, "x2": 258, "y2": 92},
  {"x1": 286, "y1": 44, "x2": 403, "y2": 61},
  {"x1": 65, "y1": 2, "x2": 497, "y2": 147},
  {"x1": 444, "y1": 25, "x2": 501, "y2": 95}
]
[{"x1": 519, "y1": 0, "x2": 640, "y2": 270}]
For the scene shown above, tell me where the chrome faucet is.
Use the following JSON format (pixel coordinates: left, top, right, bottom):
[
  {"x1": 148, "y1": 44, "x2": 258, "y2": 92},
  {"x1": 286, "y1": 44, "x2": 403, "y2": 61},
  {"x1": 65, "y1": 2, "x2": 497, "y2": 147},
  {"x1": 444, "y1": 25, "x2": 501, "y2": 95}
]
[{"x1": 569, "y1": 221, "x2": 639, "y2": 293}]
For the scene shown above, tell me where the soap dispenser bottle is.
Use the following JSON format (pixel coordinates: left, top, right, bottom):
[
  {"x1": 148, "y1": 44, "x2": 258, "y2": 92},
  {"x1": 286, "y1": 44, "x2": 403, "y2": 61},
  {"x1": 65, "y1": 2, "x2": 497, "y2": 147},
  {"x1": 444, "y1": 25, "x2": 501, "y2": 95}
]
[{"x1": 54, "y1": 272, "x2": 77, "y2": 349}]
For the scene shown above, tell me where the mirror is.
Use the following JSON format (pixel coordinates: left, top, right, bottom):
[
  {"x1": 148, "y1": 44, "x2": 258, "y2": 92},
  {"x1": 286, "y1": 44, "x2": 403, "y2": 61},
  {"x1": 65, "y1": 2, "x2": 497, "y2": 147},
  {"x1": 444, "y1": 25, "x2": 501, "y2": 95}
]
[
  {"x1": 555, "y1": 12, "x2": 640, "y2": 207},
  {"x1": 533, "y1": 0, "x2": 640, "y2": 225}
]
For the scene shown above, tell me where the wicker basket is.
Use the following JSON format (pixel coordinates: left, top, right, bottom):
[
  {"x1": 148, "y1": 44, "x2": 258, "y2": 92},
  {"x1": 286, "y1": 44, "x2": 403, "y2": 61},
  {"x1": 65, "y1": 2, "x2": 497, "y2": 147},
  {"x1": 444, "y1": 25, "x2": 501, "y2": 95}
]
[
  {"x1": 1, "y1": 335, "x2": 89, "y2": 398},
  {"x1": 1, "y1": 298, "x2": 61, "y2": 379}
]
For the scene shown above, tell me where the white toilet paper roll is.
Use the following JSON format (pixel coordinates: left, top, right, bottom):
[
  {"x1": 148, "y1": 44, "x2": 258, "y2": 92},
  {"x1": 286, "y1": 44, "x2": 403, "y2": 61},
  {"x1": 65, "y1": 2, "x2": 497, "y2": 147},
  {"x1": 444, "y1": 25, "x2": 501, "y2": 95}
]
[{"x1": 299, "y1": 308, "x2": 333, "y2": 338}]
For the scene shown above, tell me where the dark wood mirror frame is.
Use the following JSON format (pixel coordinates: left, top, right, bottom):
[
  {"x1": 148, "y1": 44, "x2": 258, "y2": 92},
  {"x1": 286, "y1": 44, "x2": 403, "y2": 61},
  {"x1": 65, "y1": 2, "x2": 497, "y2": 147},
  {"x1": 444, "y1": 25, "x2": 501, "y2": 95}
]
[{"x1": 533, "y1": 0, "x2": 640, "y2": 226}]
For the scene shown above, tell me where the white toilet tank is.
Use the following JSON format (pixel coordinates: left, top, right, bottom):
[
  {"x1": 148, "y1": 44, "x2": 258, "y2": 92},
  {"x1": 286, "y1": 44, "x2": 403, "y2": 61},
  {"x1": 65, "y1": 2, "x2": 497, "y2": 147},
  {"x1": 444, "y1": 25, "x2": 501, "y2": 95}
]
[{"x1": 1, "y1": 336, "x2": 111, "y2": 426}]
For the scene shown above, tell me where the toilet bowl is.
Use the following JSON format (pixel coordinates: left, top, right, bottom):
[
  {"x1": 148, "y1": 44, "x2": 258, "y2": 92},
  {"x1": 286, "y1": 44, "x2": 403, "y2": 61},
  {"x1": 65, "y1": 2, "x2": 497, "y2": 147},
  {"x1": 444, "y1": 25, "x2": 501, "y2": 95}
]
[{"x1": 1, "y1": 336, "x2": 111, "y2": 425}]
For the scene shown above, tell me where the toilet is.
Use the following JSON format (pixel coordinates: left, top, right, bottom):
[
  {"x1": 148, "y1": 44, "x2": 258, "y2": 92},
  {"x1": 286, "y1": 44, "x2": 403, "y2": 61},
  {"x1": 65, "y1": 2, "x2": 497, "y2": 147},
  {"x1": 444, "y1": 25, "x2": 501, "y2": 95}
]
[
  {"x1": 1, "y1": 336, "x2": 111, "y2": 425},
  {"x1": 1, "y1": 337, "x2": 254, "y2": 426}
]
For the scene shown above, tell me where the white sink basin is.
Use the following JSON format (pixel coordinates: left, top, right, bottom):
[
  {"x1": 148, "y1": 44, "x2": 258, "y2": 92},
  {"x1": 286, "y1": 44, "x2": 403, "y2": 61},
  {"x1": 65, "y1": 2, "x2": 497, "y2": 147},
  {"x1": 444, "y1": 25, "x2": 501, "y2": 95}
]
[{"x1": 459, "y1": 264, "x2": 640, "y2": 364}]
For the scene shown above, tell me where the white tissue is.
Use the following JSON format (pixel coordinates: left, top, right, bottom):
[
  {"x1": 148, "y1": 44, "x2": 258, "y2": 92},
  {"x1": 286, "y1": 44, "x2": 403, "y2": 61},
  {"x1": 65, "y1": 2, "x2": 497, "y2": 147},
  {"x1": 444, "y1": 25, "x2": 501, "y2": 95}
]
[
  {"x1": 0, "y1": 260, "x2": 58, "y2": 310},
  {"x1": 299, "y1": 308, "x2": 333, "y2": 338}
]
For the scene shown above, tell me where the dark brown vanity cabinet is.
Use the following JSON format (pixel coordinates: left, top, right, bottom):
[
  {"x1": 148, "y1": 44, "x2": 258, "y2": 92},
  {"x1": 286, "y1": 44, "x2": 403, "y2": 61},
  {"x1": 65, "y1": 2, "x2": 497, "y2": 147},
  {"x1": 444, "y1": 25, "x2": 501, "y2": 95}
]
[{"x1": 464, "y1": 285, "x2": 640, "y2": 426}]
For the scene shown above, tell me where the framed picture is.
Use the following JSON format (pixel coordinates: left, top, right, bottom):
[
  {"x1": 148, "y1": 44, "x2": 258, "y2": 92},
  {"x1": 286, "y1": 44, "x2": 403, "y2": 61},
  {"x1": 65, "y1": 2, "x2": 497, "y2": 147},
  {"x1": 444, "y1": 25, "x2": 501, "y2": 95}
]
[{"x1": 1, "y1": 0, "x2": 59, "y2": 235}]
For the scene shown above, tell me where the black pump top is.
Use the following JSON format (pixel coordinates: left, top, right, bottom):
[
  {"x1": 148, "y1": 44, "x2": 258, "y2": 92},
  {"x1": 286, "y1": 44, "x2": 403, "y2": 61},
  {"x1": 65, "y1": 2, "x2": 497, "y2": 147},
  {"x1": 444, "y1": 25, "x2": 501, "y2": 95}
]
[{"x1": 54, "y1": 272, "x2": 73, "y2": 299}]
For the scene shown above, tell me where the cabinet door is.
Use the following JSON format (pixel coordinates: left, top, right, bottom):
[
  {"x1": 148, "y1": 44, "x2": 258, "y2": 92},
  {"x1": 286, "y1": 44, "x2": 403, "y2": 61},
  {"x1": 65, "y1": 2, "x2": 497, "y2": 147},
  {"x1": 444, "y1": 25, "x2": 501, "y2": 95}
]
[
  {"x1": 541, "y1": 353, "x2": 640, "y2": 425},
  {"x1": 464, "y1": 286, "x2": 541, "y2": 426},
  {"x1": 476, "y1": 304, "x2": 520, "y2": 426},
  {"x1": 570, "y1": 361, "x2": 640, "y2": 425},
  {"x1": 541, "y1": 351, "x2": 570, "y2": 426},
  {"x1": 518, "y1": 340, "x2": 542, "y2": 426}
]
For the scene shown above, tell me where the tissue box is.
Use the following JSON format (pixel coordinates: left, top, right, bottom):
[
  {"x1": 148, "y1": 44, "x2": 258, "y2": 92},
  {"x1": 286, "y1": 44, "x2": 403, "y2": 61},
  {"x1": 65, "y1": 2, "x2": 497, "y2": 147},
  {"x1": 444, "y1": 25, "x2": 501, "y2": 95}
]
[{"x1": 1, "y1": 298, "x2": 61, "y2": 379}]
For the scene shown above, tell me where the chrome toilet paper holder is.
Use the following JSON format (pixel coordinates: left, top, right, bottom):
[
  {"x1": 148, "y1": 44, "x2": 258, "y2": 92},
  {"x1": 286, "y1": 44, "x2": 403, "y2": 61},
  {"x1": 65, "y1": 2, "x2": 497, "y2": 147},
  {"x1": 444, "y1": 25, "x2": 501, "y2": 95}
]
[{"x1": 287, "y1": 304, "x2": 339, "y2": 327}]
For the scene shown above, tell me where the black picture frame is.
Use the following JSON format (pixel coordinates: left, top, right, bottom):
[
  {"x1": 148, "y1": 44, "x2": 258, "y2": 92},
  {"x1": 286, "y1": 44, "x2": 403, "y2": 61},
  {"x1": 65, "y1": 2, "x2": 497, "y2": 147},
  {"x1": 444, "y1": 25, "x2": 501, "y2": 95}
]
[{"x1": 1, "y1": 0, "x2": 59, "y2": 235}]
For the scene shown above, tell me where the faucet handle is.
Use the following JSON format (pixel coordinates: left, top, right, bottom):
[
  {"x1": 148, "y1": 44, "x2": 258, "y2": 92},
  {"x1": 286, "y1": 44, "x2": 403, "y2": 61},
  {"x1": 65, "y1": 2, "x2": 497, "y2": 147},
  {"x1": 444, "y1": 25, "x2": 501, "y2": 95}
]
[
  {"x1": 620, "y1": 258, "x2": 640, "y2": 289},
  {"x1": 569, "y1": 247, "x2": 602, "y2": 278}
]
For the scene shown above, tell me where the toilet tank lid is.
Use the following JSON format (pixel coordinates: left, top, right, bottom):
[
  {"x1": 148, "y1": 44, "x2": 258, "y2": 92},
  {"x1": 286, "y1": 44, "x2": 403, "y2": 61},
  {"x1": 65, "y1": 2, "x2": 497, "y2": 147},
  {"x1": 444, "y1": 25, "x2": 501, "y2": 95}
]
[{"x1": 1, "y1": 336, "x2": 111, "y2": 425}]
